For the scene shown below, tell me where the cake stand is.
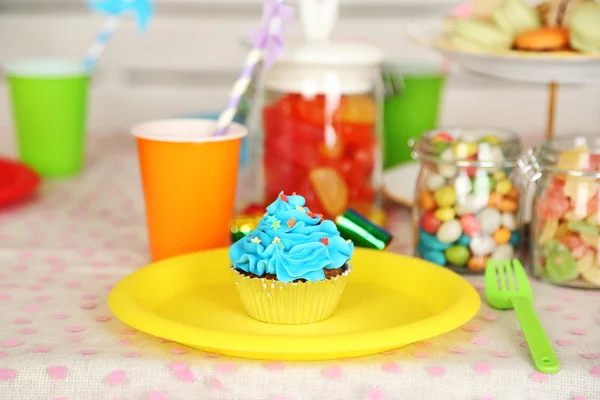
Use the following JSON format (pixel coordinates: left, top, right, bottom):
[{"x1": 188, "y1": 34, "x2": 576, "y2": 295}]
[{"x1": 408, "y1": 28, "x2": 600, "y2": 139}]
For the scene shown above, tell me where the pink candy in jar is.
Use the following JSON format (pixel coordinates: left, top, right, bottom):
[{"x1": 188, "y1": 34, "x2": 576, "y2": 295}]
[{"x1": 529, "y1": 141, "x2": 600, "y2": 288}]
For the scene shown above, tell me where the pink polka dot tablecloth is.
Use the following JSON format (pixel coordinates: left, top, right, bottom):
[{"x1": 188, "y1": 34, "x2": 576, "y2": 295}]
[{"x1": 1, "y1": 134, "x2": 600, "y2": 400}]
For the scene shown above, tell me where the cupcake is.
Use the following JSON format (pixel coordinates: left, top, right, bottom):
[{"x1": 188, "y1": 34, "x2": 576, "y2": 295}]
[{"x1": 229, "y1": 191, "x2": 354, "y2": 324}]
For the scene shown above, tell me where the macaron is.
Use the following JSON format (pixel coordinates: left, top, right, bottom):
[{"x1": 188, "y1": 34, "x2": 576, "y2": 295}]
[
  {"x1": 514, "y1": 27, "x2": 570, "y2": 51},
  {"x1": 567, "y1": 2, "x2": 600, "y2": 54},
  {"x1": 451, "y1": 19, "x2": 514, "y2": 52},
  {"x1": 493, "y1": 0, "x2": 541, "y2": 35}
]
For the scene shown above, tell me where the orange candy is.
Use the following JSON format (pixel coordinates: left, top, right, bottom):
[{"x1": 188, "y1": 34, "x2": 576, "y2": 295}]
[
  {"x1": 487, "y1": 192, "x2": 503, "y2": 208},
  {"x1": 418, "y1": 190, "x2": 436, "y2": 211},
  {"x1": 493, "y1": 227, "x2": 511, "y2": 244},
  {"x1": 468, "y1": 256, "x2": 489, "y2": 271},
  {"x1": 506, "y1": 187, "x2": 520, "y2": 201},
  {"x1": 309, "y1": 167, "x2": 349, "y2": 217},
  {"x1": 318, "y1": 139, "x2": 344, "y2": 160},
  {"x1": 499, "y1": 198, "x2": 518, "y2": 212},
  {"x1": 339, "y1": 95, "x2": 377, "y2": 124}
]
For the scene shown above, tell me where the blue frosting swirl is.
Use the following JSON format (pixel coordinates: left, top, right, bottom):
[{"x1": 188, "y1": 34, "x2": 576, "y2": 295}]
[{"x1": 229, "y1": 192, "x2": 354, "y2": 282}]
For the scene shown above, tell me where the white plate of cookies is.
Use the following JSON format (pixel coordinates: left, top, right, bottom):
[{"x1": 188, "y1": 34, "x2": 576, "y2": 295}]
[{"x1": 408, "y1": 0, "x2": 600, "y2": 83}]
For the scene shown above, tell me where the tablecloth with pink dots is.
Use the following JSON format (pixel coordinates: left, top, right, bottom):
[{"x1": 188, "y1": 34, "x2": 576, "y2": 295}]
[{"x1": 1, "y1": 134, "x2": 599, "y2": 400}]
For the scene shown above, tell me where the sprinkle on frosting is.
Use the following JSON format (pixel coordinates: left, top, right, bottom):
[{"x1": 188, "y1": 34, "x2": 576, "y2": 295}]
[
  {"x1": 279, "y1": 193, "x2": 288, "y2": 202},
  {"x1": 229, "y1": 191, "x2": 354, "y2": 283},
  {"x1": 270, "y1": 218, "x2": 281, "y2": 230}
]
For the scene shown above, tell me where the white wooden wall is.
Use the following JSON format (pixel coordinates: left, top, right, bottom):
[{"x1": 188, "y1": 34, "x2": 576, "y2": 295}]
[{"x1": 0, "y1": 0, "x2": 599, "y2": 139}]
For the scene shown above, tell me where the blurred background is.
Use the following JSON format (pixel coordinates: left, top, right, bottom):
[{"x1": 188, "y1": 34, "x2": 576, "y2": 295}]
[{"x1": 0, "y1": 0, "x2": 598, "y2": 138}]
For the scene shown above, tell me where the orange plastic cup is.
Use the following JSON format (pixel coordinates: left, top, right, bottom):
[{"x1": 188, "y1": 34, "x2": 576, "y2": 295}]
[{"x1": 132, "y1": 119, "x2": 248, "y2": 261}]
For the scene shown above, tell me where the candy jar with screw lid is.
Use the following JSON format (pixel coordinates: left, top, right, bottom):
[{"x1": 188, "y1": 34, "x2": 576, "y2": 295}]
[
  {"x1": 521, "y1": 136, "x2": 600, "y2": 288},
  {"x1": 253, "y1": 0, "x2": 385, "y2": 219},
  {"x1": 411, "y1": 127, "x2": 525, "y2": 273}
]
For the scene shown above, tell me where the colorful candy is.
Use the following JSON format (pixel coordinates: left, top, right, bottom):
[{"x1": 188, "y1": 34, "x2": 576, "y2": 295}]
[
  {"x1": 495, "y1": 179, "x2": 512, "y2": 195},
  {"x1": 434, "y1": 186, "x2": 457, "y2": 208},
  {"x1": 498, "y1": 198, "x2": 518, "y2": 213},
  {"x1": 540, "y1": 240, "x2": 578, "y2": 284},
  {"x1": 309, "y1": 167, "x2": 348, "y2": 217},
  {"x1": 501, "y1": 212, "x2": 517, "y2": 231},
  {"x1": 263, "y1": 93, "x2": 376, "y2": 218},
  {"x1": 437, "y1": 220, "x2": 463, "y2": 243},
  {"x1": 434, "y1": 207, "x2": 456, "y2": 222},
  {"x1": 454, "y1": 174, "x2": 473, "y2": 198},
  {"x1": 455, "y1": 194, "x2": 485, "y2": 216},
  {"x1": 426, "y1": 173, "x2": 446, "y2": 191},
  {"x1": 439, "y1": 148, "x2": 458, "y2": 178},
  {"x1": 460, "y1": 214, "x2": 481, "y2": 236},
  {"x1": 532, "y1": 145, "x2": 600, "y2": 287},
  {"x1": 457, "y1": 233, "x2": 471, "y2": 247},
  {"x1": 420, "y1": 211, "x2": 442, "y2": 234},
  {"x1": 470, "y1": 235, "x2": 497, "y2": 256},
  {"x1": 445, "y1": 246, "x2": 470, "y2": 266},
  {"x1": 418, "y1": 190, "x2": 436, "y2": 211},
  {"x1": 420, "y1": 229, "x2": 451, "y2": 251},
  {"x1": 467, "y1": 256, "x2": 488, "y2": 271},
  {"x1": 581, "y1": 256, "x2": 600, "y2": 285},
  {"x1": 478, "y1": 208, "x2": 502, "y2": 235},
  {"x1": 416, "y1": 131, "x2": 522, "y2": 271},
  {"x1": 492, "y1": 227, "x2": 511, "y2": 244}
]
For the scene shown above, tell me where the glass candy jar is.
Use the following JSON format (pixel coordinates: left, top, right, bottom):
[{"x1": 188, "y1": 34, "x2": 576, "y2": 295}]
[
  {"x1": 523, "y1": 136, "x2": 600, "y2": 288},
  {"x1": 257, "y1": 39, "x2": 384, "y2": 219},
  {"x1": 412, "y1": 128, "x2": 524, "y2": 273}
]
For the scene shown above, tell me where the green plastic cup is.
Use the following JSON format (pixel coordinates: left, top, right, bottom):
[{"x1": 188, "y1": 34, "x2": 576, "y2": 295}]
[
  {"x1": 382, "y1": 63, "x2": 446, "y2": 170},
  {"x1": 5, "y1": 59, "x2": 90, "y2": 177}
]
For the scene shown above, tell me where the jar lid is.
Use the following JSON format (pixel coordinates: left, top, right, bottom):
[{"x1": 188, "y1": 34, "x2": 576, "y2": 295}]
[
  {"x1": 264, "y1": 38, "x2": 384, "y2": 94},
  {"x1": 276, "y1": 38, "x2": 385, "y2": 66},
  {"x1": 413, "y1": 127, "x2": 523, "y2": 166}
]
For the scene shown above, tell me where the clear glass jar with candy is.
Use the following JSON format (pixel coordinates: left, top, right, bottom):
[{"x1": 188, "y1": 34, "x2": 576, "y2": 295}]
[
  {"x1": 257, "y1": 39, "x2": 385, "y2": 219},
  {"x1": 522, "y1": 136, "x2": 600, "y2": 288},
  {"x1": 412, "y1": 128, "x2": 524, "y2": 273}
]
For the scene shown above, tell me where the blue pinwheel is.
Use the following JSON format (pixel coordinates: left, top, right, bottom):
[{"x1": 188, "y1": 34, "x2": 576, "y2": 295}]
[{"x1": 82, "y1": 0, "x2": 154, "y2": 70}]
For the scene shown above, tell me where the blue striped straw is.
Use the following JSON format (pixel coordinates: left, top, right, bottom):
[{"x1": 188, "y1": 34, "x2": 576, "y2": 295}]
[{"x1": 82, "y1": 16, "x2": 120, "y2": 71}]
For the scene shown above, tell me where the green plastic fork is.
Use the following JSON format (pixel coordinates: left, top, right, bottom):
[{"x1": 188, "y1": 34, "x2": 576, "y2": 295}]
[{"x1": 485, "y1": 259, "x2": 560, "y2": 374}]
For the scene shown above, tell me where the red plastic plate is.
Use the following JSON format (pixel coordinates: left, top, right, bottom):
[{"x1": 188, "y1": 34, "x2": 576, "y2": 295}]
[{"x1": 0, "y1": 157, "x2": 40, "y2": 208}]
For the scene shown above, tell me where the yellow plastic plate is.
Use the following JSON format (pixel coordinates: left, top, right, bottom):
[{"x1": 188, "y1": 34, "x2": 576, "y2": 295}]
[{"x1": 108, "y1": 248, "x2": 480, "y2": 361}]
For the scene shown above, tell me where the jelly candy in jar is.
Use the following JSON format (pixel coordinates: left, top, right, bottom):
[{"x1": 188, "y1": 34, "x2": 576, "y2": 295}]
[
  {"x1": 262, "y1": 93, "x2": 377, "y2": 218},
  {"x1": 533, "y1": 144, "x2": 600, "y2": 287},
  {"x1": 309, "y1": 167, "x2": 349, "y2": 217}
]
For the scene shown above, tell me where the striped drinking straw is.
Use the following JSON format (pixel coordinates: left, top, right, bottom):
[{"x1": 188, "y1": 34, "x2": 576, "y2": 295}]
[
  {"x1": 83, "y1": 0, "x2": 153, "y2": 71},
  {"x1": 82, "y1": 16, "x2": 121, "y2": 71},
  {"x1": 213, "y1": 0, "x2": 294, "y2": 137}
]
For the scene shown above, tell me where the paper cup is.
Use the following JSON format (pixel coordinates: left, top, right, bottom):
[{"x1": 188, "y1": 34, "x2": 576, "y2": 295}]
[
  {"x1": 383, "y1": 63, "x2": 446, "y2": 169},
  {"x1": 132, "y1": 119, "x2": 248, "y2": 261},
  {"x1": 5, "y1": 58, "x2": 90, "y2": 177}
]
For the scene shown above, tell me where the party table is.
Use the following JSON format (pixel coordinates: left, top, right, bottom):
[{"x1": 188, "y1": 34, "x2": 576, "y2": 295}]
[{"x1": 0, "y1": 133, "x2": 599, "y2": 400}]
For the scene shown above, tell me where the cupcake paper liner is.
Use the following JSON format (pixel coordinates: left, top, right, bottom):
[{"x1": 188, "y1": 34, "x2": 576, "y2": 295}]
[{"x1": 231, "y1": 266, "x2": 351, "y2": 325}]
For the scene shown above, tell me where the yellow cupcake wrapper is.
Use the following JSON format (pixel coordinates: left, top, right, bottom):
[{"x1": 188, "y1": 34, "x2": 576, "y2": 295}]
[{"x1": 231, "y1": 266, "x2": 351, "y2": 325}]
